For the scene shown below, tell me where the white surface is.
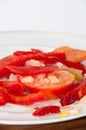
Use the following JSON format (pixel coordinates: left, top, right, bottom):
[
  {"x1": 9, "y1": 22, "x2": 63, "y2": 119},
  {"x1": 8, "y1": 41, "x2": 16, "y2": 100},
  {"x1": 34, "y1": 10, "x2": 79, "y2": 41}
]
[
  {"x1": 0, "y1": 31, "x2": 85, "y2": 125},
  {"x1": 0, "y1": 0, "x2": 86, "y2": 37}
]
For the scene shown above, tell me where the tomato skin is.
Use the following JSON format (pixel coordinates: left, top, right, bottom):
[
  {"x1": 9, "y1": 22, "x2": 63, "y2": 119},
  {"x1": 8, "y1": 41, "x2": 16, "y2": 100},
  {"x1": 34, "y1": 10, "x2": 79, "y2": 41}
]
[{"x1": 9, "y1": 91, "x2": 47, "y2": 105}]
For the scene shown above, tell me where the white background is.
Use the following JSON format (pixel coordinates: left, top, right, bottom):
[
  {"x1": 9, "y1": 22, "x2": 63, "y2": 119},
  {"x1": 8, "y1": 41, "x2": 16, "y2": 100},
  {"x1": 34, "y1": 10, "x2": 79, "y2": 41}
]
[{"x1": 0, "y1": 0, "x2": 86, "y2": 37}]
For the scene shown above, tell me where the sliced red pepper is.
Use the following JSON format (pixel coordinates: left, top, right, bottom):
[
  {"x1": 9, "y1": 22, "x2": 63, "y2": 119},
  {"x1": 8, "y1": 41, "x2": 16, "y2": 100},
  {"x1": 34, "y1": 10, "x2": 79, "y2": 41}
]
[
  {"x1": 60, "y1": 78, "x2": 86, "y2": 106},
  {"x1": 13, "y1": 51, "x2": 36, "y2": 56},
  {"x1": 33, "y1": 105, "x2": 60, "y2": 116},
  {"x1": 19, "y1": 51, "x2": 85, "y2": 72},
  {"x1": 35, "y1": 52, "x2": 66, "y2": 64},
  {"x1": 0, "y1": 55, "x2": 28, "y2": 78},
  {"x1": 9, "y1": 91, "x2": 47, "y2": 105},
  {"x1": 0, "y1": 50, "x2": 66, "y2": 78},
  {"x1": 0, "y1": 55, "x2": 15, "y2": 77},
  {"x1": 14, "y1": 50, "x2": 66, "y2": 65},
  {"x1": 0, "y1": 80, "x2": 26, "y2": 95},
  {"x1": 0, "y1": 53, "x2": 41, "y2": 78},
  {"x1": 31, "y1": 48, "x2": 44, "y2": 53},
  {"x1": 14, "y1": 51, "x2": 34, "y2": 56},
  {"x1": 0, "y1": 82, "x2": 47, "y2": 105},
  {"x1": 13, "y1": 48, "x2": 43, "y2": 56},
  {"x1": 0, "y1": 53, "x2": 44, "y2": 78},
  {"x1": 62, "y1": 60, "x2": 86, "y2": 73},
  {"x1": 6, "y1": 65, "x2": 58, "y2": 76},
  {"x1": 0, "y1": 87, "x2": 9, "y2": 105}
]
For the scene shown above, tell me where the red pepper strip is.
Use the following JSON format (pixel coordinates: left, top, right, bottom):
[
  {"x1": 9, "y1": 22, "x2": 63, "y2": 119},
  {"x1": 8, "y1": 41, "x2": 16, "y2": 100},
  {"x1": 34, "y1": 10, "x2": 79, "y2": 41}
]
[
  {"x1": 33, "y1": 106, "x2": 60, "y2": 116},
  {"x1": 0, "y1": 54, "x2": 31, "y2": 78},
  {"x1": 9, "y1": 91, "x2": 47, "y2": 105},
  {"x1": 0, "y1": 53, "x2": 44, "y2": 78},
  {"x1": 31, "y1": 48, "x2": 44, "y2": 53},
  {"x1": 0, "y1": 53, "x2": 47, "y2": 77},
  {"x1": 13, "y1": 50, "x2": 39, "y2": 56},
  {"x1": 14, "y1": 48, "x2": 43, "y2": 56},
  {"x1": 62, "y1": 60, "x2": 86, "y2": 73},
  {"x1": 0, "y1": 81, "x2": 26, "y2": 95},
  {"x1": 13, "y1": 51, "x2": 35, "y2": 56},
  {"x1": 35, "y1": 52, "x2": 66, "y2": 64},
  {"x1": 60, "y1": 78, "x2": 86, "y2": 106},
  {"x1": 0, "y1": 55, "x2": 16, "y2": 77},
  {"x1": 0, "y1": 87, "x2": 9, "y2": 105},
  {"x1": 0, "y1": 49, "x2": 66, "y2": 78},
  {"x1": 14, "y1": 52, "x2": 66, "y2": 64},
  {"x1": 6, "y1": 66, "x2": 58, "y2": 76}
]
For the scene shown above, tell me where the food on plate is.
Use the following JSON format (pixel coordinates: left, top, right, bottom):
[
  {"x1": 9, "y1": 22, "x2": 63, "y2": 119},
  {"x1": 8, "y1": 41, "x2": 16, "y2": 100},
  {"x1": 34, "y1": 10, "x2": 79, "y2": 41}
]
[
  {"x1": 33, "y1": 105, "x2": 60, "y2": 116},
  {"x1": 0, "y1": 46, "x2": 86, "y2": 116},
  {"x1": 53, "y1": 46, "x2": 86, "y2": 63},
  {"x1": 60, "y1": 78, "x2": 86, "y2": 106}
]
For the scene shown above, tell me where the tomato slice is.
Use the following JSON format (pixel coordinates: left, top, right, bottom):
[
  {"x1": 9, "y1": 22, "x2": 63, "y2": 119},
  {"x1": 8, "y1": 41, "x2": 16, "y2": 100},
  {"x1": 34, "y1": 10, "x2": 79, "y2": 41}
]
[{"x1": 19, "y1": 70, "x2": 75, "y2": 99}]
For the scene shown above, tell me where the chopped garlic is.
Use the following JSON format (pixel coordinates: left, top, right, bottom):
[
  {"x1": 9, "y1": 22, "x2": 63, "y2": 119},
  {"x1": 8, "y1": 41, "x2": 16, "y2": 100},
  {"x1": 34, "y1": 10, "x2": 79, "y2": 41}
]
[
  {"x1": 9, "y1": 73, "x2": 17, "y2": 81},
  {"x1": 54, "y1": 62, "x2": 67, "y2": 69},
  {"x1": 25, "y1": 59, "x2": 45, "y2": 66},
  {"x1": 41, "y1": 78, "x2": 50, "y2": 84},
  {"x1": 48, "y1": 75, "x2": 59, "y2": 83},
  {"x1": 21, "y1": 76, "x2": 34, "y2": 83},
  {"x1": 36, "y1": 74, "x2": 46, "y2": 80}
]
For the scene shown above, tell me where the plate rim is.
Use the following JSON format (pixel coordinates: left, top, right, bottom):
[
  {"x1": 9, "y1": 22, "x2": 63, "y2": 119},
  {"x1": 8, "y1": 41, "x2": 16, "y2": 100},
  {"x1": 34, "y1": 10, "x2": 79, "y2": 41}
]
[{"x1": 0, "y1": 30, "x2": 86, "y2": 41}]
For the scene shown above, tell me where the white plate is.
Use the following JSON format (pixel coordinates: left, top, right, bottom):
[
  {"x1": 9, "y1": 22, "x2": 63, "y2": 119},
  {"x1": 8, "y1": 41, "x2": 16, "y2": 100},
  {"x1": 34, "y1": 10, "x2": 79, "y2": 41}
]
[{"x1": 0, "y1": 31, "x2": 86, "y2": 125}]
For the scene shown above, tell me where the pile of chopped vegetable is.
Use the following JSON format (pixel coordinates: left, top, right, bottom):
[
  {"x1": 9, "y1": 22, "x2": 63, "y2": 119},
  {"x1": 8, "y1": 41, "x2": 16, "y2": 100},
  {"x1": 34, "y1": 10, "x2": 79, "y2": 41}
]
[{"x1": 0, "y1": 46, "x2": 86, "y2": 116}]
